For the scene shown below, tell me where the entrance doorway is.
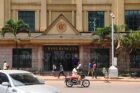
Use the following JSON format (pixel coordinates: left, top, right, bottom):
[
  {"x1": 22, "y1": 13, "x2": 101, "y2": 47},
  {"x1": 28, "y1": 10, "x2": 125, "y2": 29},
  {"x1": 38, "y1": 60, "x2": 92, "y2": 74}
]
[
  {"x1": 90, "y1": 48, "x2": 109, "y2": 68},
  {"x1": 43, "y1": 46, "x2": 79, "y2": 71}
]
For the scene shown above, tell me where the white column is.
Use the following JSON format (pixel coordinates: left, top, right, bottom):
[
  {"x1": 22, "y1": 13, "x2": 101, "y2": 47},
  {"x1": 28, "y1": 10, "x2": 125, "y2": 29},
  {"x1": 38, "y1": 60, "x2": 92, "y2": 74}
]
[
  {"x1": 76, "y1": 0, "x2": 83, "y2": 32},
  {"x1": 40, "y1": 0, "x2": 47, "y2": 31}
]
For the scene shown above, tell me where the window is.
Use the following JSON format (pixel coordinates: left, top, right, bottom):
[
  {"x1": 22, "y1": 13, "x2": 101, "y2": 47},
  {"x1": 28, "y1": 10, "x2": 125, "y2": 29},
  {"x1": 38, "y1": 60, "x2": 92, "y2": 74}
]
[
  {"x1": 0, "y1": 73, "x2": 9, "y2": 84},
  {"x1": 130, "y1": 49, "x2": 140, "y2": 68},
  {"x1": 125, "y1": 10, "x2": 140, "y2": 31},
  {"x1": 88, "y1": 11, "x2": 104, "y2": 31},
  {"x1": 12, "y1": 49, "x2": 32, "y2": 68},
  {"x1": 10, "y1": 73, "x2": 44, "y2": 86},
  {"x1": 18, "y1": 11, "x2": 35, "y2": 32}
]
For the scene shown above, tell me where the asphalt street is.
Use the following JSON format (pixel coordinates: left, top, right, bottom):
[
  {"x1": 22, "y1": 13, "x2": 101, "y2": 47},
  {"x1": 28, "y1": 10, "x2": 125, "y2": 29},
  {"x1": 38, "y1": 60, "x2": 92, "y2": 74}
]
[{"x1": 46, "y1": 81, "x2": 140, "y2": 93}]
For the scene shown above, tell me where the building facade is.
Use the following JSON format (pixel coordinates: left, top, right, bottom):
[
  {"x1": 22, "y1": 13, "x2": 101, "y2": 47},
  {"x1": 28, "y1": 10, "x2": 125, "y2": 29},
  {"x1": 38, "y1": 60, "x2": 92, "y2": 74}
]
[{"x1": 0, "y1": 0, "x2": 140, "y2": 73}]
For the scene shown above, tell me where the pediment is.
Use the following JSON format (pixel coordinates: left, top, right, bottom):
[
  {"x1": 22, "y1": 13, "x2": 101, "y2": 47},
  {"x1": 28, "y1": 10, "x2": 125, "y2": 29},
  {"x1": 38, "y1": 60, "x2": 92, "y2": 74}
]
[{"x1": 44, "y1": 14, "x2": 80, "y2": 35}]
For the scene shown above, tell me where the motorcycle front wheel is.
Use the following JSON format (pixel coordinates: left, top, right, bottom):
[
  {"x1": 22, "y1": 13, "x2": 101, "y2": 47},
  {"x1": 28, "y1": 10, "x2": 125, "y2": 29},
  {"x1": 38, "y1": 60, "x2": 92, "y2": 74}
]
[
  {"x1": 65, "y1": 80, "x2": 73, "y2": 87},
  {"x1": 82, "y1": 79, "x2": 90, "y2": 87}
]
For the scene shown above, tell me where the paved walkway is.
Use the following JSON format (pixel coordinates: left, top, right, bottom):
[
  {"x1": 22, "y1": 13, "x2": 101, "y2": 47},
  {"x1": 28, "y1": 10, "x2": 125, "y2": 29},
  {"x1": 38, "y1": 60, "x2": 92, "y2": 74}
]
[{"x1": 36, "y1": 75, "x2": 140, "y2": 82}]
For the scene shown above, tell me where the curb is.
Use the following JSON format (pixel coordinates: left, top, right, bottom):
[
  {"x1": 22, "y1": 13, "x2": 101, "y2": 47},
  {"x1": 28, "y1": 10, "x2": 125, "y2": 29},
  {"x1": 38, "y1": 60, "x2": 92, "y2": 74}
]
[{"x1": 42, "y1": 79, "x2": 140, "y2": 82}]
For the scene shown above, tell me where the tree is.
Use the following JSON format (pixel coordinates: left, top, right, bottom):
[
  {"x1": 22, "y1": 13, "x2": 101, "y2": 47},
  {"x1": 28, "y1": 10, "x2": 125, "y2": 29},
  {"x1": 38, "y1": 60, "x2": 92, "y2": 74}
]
[
  {"x1": 121, "y1": 32, "x2": 140, "y2": 51},
  {"x1": 92, "y1": 25, "x2": 118, "y2": 47},
  {"x1": 116, "y1": 31, "x2": 140, "y2": 72},
  {"x1": 1, "y1": 19, "x2": 30, "y2": 69}
]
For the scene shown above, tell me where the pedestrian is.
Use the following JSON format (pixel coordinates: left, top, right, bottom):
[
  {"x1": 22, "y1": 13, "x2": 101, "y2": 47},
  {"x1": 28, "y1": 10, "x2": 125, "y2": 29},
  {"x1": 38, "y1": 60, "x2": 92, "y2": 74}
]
[
  {"x1": 87, "y1": 62, "x2": 93, "y2": 77},
  {"x1": 102, "y1": 67, "x2": 108, "y2": 78},
  {"x1": 52, "y1": 64, "x2": 56, "y2": 76},
  {"x1": 102, "y1": 67, "x2": 109, "y2": 82},
  {"x1": 58, "y1": 63, "x2": 66, "y2": 79},
  {"x1": 92, "y1": 62, "x2": 97, "y2": 79},
  {"x1": 3, "y1": 61, "x2": 8, "y2": 70}
]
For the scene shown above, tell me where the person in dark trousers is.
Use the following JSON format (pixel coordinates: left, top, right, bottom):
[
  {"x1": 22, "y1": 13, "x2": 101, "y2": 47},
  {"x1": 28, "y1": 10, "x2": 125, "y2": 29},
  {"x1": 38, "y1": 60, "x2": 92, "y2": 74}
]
[
  {"x1": 58, "y1": 63, "x2": 66, "y2": 79},
  {"x1": 93, "y1": 62, "x2": 97, "y2": 79},
  {"x1": 87, "y1": 62, "x2": 93, "y2": 77}
]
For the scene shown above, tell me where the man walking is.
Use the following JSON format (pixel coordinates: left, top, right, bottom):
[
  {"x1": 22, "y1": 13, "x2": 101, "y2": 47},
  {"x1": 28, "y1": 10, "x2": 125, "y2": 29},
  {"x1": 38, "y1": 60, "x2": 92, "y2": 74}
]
[
  {"x1": 93, "y1": 62, "x2": 97, "y2": 79},
  {"x1": 58, "y1": 63, "x2": 66, "y2": 79},
  {"x1": 87, "y1": 62, "x2": 93, "y2": 77}
]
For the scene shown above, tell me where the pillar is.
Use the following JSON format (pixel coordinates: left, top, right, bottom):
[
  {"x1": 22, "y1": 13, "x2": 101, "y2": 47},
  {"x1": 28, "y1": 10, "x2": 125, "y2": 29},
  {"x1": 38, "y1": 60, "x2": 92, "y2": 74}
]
[
  {"x1": 40, "y1": 0, "x2": 47, "y2": 31},
  {"x1": 5, "y1": 0, "x2": 11, "y2": 20},
  {"x1": 83, "y1": 10, "x2": 88, "y2": 32},
  {"x1": 38, "y1": 46, "x2": 43, "y2": 71},
  {"x1": 76, "y1": 0, "x2": 83, "y2": 32},
  {"x1": 112, "y1": 0, "x2": 124, "y2": 31},
  {"x1": 35, "y1": 10, "x2": 40, "y2": 31}
]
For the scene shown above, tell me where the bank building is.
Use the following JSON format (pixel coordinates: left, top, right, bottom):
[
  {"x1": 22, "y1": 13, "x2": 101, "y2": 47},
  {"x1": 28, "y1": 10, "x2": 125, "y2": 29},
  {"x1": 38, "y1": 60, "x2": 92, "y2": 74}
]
[{"x1": 0, "y1": 0, "x2": 140, "y2": 74}]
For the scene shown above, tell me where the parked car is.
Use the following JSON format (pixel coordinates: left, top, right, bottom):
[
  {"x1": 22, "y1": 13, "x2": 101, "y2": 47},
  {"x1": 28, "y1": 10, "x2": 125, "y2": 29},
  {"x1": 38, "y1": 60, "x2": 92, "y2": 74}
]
[{"x1": 0, "y1": 70, "x2": 59, "y2": 93}]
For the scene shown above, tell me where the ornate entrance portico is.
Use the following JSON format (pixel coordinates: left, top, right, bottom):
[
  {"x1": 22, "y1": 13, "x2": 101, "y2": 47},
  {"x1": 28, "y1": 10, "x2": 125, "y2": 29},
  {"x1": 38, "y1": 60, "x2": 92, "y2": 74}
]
[{"x1": 43, "y1": 46, "x2": 79, "y2": 71}]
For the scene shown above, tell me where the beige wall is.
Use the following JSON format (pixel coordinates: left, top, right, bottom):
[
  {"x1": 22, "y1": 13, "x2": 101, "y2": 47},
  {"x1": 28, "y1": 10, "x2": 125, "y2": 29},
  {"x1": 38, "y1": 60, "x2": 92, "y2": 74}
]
[
  {"x1": 0, "y1": 0, "x2": 139, "y2": 32},
  {"x1": 112, "y1": 0, "x2": 124, "y2": 28},
  {"x1": 51, "y1": 12, "x2": 73, "y2": 25},
  {"x1": 0, "y1": 45, "x2": 43, "y2": 71}
]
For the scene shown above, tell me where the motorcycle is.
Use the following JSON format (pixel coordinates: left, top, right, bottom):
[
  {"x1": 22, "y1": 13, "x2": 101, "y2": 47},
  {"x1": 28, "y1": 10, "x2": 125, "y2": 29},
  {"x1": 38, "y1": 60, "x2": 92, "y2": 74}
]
[{"x1": 65, "y1": 72, "x2": 90, "y2": 87}]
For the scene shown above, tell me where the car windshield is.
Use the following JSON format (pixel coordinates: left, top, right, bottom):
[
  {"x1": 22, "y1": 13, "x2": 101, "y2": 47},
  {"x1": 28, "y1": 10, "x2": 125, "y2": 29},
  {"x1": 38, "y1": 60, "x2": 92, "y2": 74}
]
[{"x1": 10, "y1": 73, "x2": 44, "y2": 86}]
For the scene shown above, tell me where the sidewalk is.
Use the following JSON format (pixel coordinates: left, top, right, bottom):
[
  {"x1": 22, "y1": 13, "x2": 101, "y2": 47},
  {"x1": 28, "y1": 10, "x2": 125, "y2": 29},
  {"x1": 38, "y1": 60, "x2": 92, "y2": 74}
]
[{"x1": 36, "y1": 75, "x2": 140, "y2": 82}]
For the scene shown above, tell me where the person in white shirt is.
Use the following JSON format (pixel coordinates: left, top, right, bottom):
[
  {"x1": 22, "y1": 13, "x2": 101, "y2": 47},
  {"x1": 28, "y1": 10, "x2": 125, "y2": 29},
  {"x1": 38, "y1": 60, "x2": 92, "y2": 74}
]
[
  {"x1": 72, "y1": 66, "x2": 81, "y2": 83},
  {"x1": 72, "y1": 67, "x2": 78, "y2": 77},
  {"x1": 3, "y1": 61, "x2": 8, "y2": 70}
]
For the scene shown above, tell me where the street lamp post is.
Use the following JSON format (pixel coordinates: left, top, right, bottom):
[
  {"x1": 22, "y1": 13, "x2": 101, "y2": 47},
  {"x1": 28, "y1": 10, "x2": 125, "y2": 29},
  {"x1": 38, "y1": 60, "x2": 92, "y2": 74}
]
[
  {"x1": 109, "y1": 13, "x2": 118, "y2": 78},
  {"x1": 111, "y1": 13, "x2": 115, "y2": 66}
]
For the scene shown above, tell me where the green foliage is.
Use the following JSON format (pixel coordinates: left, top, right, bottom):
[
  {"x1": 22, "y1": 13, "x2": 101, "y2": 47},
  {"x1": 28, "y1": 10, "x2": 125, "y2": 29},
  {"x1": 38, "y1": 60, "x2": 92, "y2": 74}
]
[
  {"x1": 95, "y1": 27, "x2": 110, "y2": 40},
  {"x1": 95, "y1": 25, "x2": 118, "y2": 40},
  {"x1": 1, "y1": 19, "x2": 30, "y2": 37},
  {"x1": 121, "y1": 31, "x2": 140, "y2": 50}
]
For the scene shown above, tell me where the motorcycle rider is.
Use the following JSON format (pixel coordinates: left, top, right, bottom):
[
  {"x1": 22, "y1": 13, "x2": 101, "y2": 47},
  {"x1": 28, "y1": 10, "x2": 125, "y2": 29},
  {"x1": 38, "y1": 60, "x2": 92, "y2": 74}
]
[
  {"x1": 72, "y1": 64, "x2": 81, "y2": 84},
  {"x1": 72, "y1": 66, "x2": 78, "y2": 77}
]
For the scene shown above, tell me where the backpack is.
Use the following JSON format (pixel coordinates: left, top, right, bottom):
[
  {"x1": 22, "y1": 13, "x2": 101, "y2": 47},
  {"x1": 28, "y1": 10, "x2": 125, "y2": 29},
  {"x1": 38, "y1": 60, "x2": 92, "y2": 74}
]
[{"x1": 90, "y1": 63, "x2": 93, "y2": 68}]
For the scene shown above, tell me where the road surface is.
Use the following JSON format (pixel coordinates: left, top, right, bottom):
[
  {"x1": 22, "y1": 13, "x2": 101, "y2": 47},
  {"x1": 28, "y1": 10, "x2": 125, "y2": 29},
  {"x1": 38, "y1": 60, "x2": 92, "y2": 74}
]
[{"x1": 46, "y1": 81, "x2": 140, "y2": 93}]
